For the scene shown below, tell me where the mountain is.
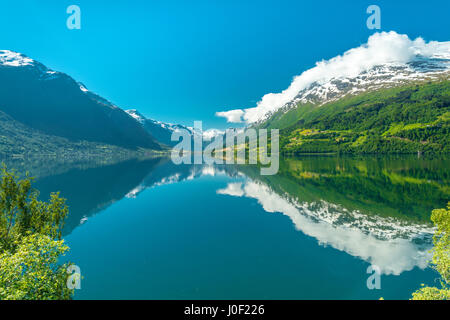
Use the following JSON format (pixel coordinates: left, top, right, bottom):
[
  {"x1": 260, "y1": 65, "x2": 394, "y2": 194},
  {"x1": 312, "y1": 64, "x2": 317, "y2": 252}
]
[
  {"x1": 126, "y1": 109, "x2": 226, "y2": 146},
  {"x1": 0, "y1": 108, "x2": 156, "y2": 158},
  {"x1": 258, "y1": 57, "x2": 450, "y2": 128},
  {"x1": 0, "y1": 50, "x2": 161, "y2": 153},
  {"x1": 246, "y1": 33, "x2": 450, "y2": 154},
  {"x1": 263, "y1": 80, "x2": 450, "y2": 154},
  {"x1": 217, "y1": 32, "x2": 450, "y2": 125},
  {"x1": 125, "y1": 109, "x2": 194, "y2": 147}
]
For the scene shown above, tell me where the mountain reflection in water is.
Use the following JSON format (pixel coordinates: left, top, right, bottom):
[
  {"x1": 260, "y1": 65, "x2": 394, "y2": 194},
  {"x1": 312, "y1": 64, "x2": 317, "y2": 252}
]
[{"x1": 3, "y1": 155, "x2": 448, "y2": 280}]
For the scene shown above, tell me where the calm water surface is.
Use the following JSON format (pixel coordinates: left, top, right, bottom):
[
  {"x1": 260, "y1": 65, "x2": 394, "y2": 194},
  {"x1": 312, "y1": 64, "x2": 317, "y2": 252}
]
[{"x1": 4, "y1": 155, "x2": 449, "y2": 299}]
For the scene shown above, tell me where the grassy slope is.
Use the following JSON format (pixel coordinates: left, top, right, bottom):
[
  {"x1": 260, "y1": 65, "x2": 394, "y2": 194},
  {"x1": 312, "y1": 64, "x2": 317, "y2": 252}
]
[{"x1": 259, "y1": 80, "x2": 450, "y2": 154}]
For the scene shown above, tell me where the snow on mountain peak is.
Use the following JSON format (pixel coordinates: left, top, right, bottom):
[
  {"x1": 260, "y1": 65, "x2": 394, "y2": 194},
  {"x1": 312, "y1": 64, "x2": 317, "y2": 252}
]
[
  {"x1": 126, "y1": 109, "x2": 228, "y2": 141},
  {"x1": 0, "y1": 50, "x2": 78, "y2": 85},
  {"x1": 216, "y1": 31, "x2": 450, "y2": 124},
  {"x1": 125, "y1": 109, "x2": 147, "y2": 124},
  {"x1": 203, "y1": 129, "x2": 225, "y2": 140},
  {"x1": 0, "y1": 50, "x2": 34, "y2": 67}
]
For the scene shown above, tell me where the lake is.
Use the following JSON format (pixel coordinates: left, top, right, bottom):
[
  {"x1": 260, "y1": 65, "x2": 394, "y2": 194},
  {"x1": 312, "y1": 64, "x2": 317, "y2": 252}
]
[{"x1": 3, "y1": 155, "x2": 448, "y2": 299}]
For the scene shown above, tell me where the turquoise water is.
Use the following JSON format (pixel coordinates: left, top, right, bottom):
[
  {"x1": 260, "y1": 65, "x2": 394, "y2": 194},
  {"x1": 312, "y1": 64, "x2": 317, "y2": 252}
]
[{"x1": 6, "y1": 156, "x2": 448, "y2": 299}]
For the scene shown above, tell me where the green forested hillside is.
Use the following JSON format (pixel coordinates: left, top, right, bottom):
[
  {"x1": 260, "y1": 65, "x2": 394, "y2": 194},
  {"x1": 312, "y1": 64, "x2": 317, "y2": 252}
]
[
  {"x1": 0, "y1": 65, "x2": 161, "y2": 150},
  {"x1": 259, "y1": 80, "x2": 450, "y2": 154},
  {"x1": 0, "y1": 110, "x2": 163, "y2": 159},
  {"x1": 237, "y1": 156, "x2": 449, "y2": 222}
]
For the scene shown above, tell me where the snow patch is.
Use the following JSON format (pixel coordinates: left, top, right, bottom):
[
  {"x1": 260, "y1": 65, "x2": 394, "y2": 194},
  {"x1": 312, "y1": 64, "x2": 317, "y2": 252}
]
[
  {"x1": 0, "y1": 50, "x2": 34, "y2": 67},
  {"x1": 217, "y1": 31, "x2": 450, "y2": 124}
]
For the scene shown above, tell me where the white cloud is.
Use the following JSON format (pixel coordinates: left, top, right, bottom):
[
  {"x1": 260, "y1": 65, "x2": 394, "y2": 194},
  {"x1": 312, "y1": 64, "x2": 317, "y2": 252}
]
[
  {"x1": 215, "y1": 109, "x2": 244, "y2": 123},
  {"x1": 218, "y1": 181, "x2": 433, "y2": 275},
  {"x1": 201, "y1": 166, "x2": 216, "y2": 176},
  {"x1": 217, "y1": 182, "x2": 244, "y2": 197},
  {"x1": 216, "y1": 31, "x2": 450, "y2": 124}
]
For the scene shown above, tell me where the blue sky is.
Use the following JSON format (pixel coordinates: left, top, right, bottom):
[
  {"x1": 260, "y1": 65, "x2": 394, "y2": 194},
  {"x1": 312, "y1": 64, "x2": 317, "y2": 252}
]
[{"x1": 0, "y1": 0, "x2": 448, "y2": 128}]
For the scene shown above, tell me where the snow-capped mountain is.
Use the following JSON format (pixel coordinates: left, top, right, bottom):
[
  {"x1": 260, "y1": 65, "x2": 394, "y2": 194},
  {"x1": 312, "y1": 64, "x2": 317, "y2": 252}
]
[
  {"x1": 125, "y1": 109, "x2": 147, "y2": 124},
  {"x1": 0, "y1": 50, "x2": 34, "y2": 67},
  {"x1": 0, "y1": 50, "x2": 161, "y2": 150},
  {"x1": 125, "y1": 109, "x2": 195, "y2": 147},
  {"x1": 217, "y1": 179, "x2": 433, "y2": 275},
  {"x1": 294, "y1": 59, "x2": 449, "y2": 107},
  {"x1": 216, "y1": 32, "x2": 450, "y2": 125},
  {"x1": 126, "y1": 109, "x2": 226, "y2": 146},
  {"x1": 202, "y1": 128, "x2": 226, "y2": 140},
  {"x1": 261, "y1": 56, "x2": 450, "y2": 124},
  {"x1": 126, "y1": 109, "x2": 192, "y2": 134}
]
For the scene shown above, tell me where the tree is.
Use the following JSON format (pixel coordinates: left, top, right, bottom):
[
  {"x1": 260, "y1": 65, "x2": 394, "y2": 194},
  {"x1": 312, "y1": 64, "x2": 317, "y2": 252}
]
[
  {"x1": 0, "y1": 165, "x2": 74, "y2": 300},
  {"x1": 0, "y1": 165, "x2": 68, "y2": 251},
  {"x1": 0, "y1": 233, "x2": 73, "y2": 300},
  {"x1": 412, "y1": 203, "x2": 450, "y2": 300}
]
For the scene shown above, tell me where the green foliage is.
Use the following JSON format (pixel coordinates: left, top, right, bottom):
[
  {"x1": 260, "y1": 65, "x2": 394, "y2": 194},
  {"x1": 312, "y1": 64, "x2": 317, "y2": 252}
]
[
  {"x1": 263, "y1": 80, "x2": 450, "y2": 154},
  {"x1": 0, "y1": 165, "x2": 74, "y2": 300},
  {"x1": 0, "y1": 165, "x2": 68, "y2": 252},
  {"x1": 0, "y1": 233, "x2": 73, "y2": 300},
  {"x1": 412, "y1": 203, "x2": 450, "y2": 300}
]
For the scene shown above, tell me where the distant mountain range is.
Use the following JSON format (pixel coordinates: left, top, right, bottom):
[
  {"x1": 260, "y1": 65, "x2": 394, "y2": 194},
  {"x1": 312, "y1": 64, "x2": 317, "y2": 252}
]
[
  {"x1": 125, "y1": 109, "x2": 226, "y2": 147},
  {"x1": 0, "y1": 50, "x2": 168, "y2": 156},
  {"x1": 0, "y1": 49, "x2": 229, "y2": 157},
  {"x1": 125, "y1": 109, "x2": 193, "y2": 147},
  {"x1": 1, "y1": 32, "x2": 449, "y2": 158}
]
